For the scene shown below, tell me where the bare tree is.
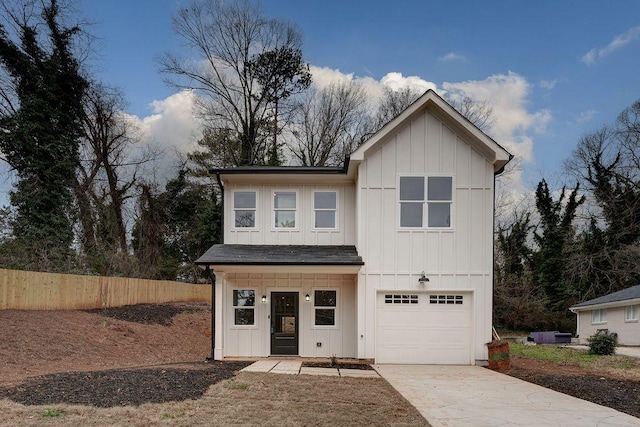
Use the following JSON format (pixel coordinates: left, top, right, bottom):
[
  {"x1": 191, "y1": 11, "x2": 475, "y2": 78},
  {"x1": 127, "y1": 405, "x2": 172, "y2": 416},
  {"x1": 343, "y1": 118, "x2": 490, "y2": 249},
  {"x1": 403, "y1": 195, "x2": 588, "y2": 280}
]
[
  {"x1": 75, "y1": 82, "x2": 152, "y2": 271},
  {"x1": 159, "y1": 0, "x2": 306, "y2": 166},
  {"x1": 564, "y1": 100, "x2": 640, "y2": 299},
  {"x1": 448, "y1": 96, "x2": 494, "y2": 134},
  {"x1": 371, "y1": 86, "x2": 422, "y2": 133},
  {"x1": 289, "y1": 81, "x2": 368, "y2": 166}
]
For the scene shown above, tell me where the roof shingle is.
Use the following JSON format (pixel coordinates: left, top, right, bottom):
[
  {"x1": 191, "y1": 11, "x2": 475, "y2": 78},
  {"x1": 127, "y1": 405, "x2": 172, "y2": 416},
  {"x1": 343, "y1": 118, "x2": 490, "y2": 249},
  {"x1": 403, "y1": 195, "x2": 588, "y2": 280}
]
[
  {"x1": 571, "y1": 285, "x2": 640, "y2": 309},
  {"x1": 195, "y1": 244, "x2": 364, "y2": 266}
]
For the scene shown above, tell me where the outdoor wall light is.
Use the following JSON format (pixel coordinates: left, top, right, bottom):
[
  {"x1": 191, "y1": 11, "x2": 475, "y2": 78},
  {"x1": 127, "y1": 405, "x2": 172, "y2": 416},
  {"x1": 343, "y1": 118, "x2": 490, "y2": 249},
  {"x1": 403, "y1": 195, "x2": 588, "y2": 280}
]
[
  {"x1": 261, "y1": 295, "x2": 267, "y2": 303},
  {"x1": 305, "y1": 293, "x2": 310, "y2": 302},
  {"x1": 418, "y1": 272, "x2": 430, "y2": 283}
]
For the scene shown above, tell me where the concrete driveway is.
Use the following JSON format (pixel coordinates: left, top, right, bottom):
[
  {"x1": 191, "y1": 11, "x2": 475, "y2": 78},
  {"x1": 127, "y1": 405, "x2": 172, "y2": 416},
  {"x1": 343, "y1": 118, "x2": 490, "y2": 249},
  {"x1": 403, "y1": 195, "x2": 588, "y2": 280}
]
[{"x1": 375, "y1": 365, "x2": 640, "y2": 427}]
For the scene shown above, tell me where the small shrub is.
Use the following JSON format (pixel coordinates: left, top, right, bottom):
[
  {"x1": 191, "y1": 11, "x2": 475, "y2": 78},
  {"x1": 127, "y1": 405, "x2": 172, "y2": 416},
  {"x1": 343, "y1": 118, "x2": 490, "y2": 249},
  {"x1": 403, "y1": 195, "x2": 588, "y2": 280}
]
[
  {"x1": 41, "y1": 408, "x2": 63, "y2": 418},
  {"x1": 587, "y1": 333, "x2": 617, "y2": 355},
  {"x1": 330, "y1": 354, "x2": 338, "y2": 367}
]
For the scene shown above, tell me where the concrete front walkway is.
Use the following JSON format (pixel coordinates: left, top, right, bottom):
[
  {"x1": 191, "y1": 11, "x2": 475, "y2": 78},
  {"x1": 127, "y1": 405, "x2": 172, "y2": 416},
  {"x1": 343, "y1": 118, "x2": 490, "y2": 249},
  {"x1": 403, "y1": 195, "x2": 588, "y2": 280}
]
[
  {"x1": 375, "y1": 365, "x2": 640, "y2": 427},
  {"x1": 241, "y1": 359, "x2": 380, "y2": 378}
]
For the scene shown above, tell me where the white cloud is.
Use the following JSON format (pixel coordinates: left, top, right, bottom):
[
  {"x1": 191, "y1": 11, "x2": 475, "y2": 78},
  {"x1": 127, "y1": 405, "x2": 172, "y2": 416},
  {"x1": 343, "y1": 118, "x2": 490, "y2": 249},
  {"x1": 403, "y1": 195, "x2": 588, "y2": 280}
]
[
  {"x1": 379, "y1": 72, "x2": 437, "y2": 93},
  {"x1": 581, "y1": 25, "x2": 640, "y2": 65},
  {"x1": 442, "y1": 72, "x2": 552, "y2": 194},
  {"x1": 309, "y1": 66, "x2": 437, "y2": 108},
  {"x1": 439, "y1": 52, "x2": 465, "y2": 62},
  {"x1": 576, "y1": 109, "x2": 597, "y2": 124},
  {"x1": 114, "y1": 68, "x2": 547, "y2": 201},
  {"x1": 308, "y1": 67, "x2": 549, "y2": 195},
  {"x1": 125, "y1": 90, "x2": 203, "y2": 183}
]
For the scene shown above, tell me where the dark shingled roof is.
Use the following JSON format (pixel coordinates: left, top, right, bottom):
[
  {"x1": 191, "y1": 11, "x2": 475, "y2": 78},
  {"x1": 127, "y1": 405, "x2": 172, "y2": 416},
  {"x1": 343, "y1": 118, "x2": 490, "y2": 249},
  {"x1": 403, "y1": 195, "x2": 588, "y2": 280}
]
[
  {"x1": 195, "y1": 244, "x2": 363, "y2": 266},
  {"x1": 209, "y1": 161, "x2": 348, "y2": 175},
  {"x1": 571, "y1": 285, "x2": 640, "y2": 309}
]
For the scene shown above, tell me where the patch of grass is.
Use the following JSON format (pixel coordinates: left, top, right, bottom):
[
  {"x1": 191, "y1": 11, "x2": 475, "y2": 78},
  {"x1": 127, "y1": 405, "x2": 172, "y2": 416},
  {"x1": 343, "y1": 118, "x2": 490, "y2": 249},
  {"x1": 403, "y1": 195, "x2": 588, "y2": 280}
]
[
  {"x1": 41, "y1": 408, "x2": 63, "y2": 418},
  {"x1": 160, "y1": 411, "x2": 184, "y2": 419},
  {"x1": 510, "y1": 343, "x2": 639, "y2": 372},
  {"x1": 224, "y1": 380, "x2": 248, "y2": 390}
]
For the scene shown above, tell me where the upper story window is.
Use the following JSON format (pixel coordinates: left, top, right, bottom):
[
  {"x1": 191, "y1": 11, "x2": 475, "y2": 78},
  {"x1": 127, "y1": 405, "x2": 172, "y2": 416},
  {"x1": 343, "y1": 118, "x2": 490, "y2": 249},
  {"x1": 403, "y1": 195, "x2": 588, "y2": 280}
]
[
  {"x1": 399, "y1": 176, "x2": 453, "y2": 228},
  {"x1": 274, "y1": 191, "x2": 297, "y2": 228},
  {"x1": 314, "y1": 191, "x2": 337, "y2": 229},
  {"x1": 233, "y1": 191, "x2": 256, "y2": 228},
  {"x1": 592, "y1": 308, "x2": 607, "y2": 324}
]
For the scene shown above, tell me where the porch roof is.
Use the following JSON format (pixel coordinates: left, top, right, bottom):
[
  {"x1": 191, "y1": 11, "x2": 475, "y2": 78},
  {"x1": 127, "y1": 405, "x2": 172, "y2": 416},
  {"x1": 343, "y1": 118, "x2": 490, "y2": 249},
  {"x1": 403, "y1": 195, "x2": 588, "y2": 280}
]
[{"x1": 195, "y1": 244, "x2": 364, "y2": 267}]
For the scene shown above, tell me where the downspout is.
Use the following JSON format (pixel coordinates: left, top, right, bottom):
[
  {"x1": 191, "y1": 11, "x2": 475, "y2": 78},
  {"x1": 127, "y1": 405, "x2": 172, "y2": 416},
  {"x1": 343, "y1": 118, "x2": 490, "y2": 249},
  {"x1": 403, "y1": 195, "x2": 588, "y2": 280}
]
[
  {"x1": 205, "y1": 265, "x2": 216, "y2": 362},
  {"x1": 491, "y1": 154, "x2": 513, "y2": 347},
  {"x1": 205, "y1": 172, "x2": 224, "y2": 362}
]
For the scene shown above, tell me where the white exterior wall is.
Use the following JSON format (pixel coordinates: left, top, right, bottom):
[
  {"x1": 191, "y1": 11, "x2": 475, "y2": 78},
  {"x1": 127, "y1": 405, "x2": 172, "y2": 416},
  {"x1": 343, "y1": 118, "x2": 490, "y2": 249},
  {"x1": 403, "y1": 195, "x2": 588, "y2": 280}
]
[
  {"x1": 356, "y1": 110, "x2": 495, "y2": 363},
  {"x1": 577, "y1": 307, "x2": 640, "y2": 346},
  {"x1": 224, "y1": 184, "x2": 356, "y2": 245},
  {"x1": 217, "y1": 272, "x2": 357, "y2": 358}
]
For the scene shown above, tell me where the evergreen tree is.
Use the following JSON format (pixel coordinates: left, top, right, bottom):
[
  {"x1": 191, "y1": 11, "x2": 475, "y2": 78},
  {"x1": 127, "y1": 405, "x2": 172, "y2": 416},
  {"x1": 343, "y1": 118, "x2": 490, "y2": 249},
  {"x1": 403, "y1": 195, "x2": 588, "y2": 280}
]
[
  {"x1": 0, "y1": 0, "x2": 87, "y2": 270},
  {"x1": 533, "y1": 180, "x2": 585, "y2": 313}
]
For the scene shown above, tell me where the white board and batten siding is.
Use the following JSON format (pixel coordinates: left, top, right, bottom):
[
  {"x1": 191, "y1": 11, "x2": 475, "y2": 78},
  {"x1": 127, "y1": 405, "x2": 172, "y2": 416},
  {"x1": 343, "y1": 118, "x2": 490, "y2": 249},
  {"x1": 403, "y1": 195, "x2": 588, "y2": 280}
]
[
  {"x1": 224, "y1": 184, "x2": 356, "y2": 246},
  {"x1": 218, "y1": 272, "x2": 357, "y2": 358},
  {"x1": 357, "y1": 110, "x2": 495, "y2": 363}
]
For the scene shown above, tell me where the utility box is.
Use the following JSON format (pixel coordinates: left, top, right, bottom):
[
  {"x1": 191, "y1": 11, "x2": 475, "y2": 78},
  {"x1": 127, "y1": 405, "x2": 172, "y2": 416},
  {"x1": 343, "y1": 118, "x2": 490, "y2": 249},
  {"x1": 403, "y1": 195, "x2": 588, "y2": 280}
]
[{"x1": 528, "y1": 331, "x2": 572, "y2": 344}]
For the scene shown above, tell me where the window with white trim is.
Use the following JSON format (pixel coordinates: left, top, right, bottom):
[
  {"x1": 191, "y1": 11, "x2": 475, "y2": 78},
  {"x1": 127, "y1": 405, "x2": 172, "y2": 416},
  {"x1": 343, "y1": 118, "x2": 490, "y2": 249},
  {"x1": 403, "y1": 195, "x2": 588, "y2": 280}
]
[
  {"x1": 314, "y1": 290, "x2": 337, "y2": 326},
  {"x1": 625, "y1": 305, "x2": 638, "y2": 322},
  {"x1": 233, "y1": 191, "x2": 256, "y2": 228},
  {"x1": 399, "y1": 176, "x2": 452, "y2": 228},
  {"x1": 314, "y1": 191, "x2": 337, "y2": 229},
  {"x1": 592, "y1": 308, "x2": 607, "y2": 324},
  {"x1": 233, "y1": 289, "x2": 255, "y2": 326},
  {"x1": 273, "y1": 191, "x2": 296, "y2": 228}
]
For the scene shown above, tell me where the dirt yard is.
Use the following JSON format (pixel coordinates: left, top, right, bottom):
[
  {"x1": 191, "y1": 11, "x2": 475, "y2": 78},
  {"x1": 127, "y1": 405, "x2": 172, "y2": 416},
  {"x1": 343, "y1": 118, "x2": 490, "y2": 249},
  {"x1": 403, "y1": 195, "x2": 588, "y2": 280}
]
[
  {"x1": 2, "y1": 303, "x2": 639, "y2": 425},
  {"x1": 507, "y1": 355, "x2": 640, "y2": 419},
  {"x1": 0, "y1": 303, "x2": 428, "y2": 426}
]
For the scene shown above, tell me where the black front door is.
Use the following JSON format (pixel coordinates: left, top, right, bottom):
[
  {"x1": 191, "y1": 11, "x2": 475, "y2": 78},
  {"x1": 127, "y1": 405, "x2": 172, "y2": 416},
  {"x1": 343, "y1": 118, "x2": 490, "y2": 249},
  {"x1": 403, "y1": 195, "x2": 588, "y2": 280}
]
[{"x1": 271, "y1": 292, "x2": 298, "y2": 355}]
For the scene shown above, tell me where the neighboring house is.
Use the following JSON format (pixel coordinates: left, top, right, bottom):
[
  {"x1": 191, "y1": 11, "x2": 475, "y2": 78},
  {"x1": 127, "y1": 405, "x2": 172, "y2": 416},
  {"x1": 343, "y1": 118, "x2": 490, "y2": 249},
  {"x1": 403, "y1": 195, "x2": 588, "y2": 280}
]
[
  {"x1": 195, "y1": 90, "x2": 511, "y2": 365},
  {"x1": 570, "y1": 285, "x2": 640, "y2": 346}
]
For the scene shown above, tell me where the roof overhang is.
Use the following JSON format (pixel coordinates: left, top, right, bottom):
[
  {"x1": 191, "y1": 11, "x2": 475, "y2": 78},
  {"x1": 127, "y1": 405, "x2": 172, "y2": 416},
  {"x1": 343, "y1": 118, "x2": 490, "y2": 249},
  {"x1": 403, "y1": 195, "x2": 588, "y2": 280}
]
[
  {"x1": 209, "y1": 159, "x2": 357, "y2": 185},
  {"x1": 195, "y1": 244, "x2": 364, "y2": 275},
  {"x1": 570, "y1": 297, "x2": 640, "y2": 313},
  {"x1": 351, "y1": 89, "x2": 512, "y2": 173},
  {"x1": 204, "y1": 264, "x2": 362, "y2": 274}
]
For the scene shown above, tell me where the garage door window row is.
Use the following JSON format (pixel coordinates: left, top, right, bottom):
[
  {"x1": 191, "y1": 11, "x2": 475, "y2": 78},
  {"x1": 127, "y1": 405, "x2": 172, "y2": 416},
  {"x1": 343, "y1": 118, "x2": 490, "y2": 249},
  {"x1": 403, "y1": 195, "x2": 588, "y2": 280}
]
[
  {"x1": 429, "y1": 295, "x2": 464, "y2": 305},
  {"x1": 384, "y1": 294, "x2": 419, "y2": 304}
]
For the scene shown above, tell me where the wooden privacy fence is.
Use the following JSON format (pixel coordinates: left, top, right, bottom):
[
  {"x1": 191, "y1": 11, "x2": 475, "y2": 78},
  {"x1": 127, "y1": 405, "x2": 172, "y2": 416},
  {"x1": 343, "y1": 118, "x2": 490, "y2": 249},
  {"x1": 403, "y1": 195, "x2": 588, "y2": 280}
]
[{"x1": 0, "y1": 268, "x2": 212, "y2": 310}]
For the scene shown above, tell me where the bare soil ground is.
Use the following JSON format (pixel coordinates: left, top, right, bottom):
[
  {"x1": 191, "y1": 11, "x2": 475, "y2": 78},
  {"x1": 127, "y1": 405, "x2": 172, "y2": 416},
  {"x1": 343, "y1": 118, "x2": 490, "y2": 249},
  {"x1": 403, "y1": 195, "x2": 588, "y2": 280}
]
[
  {"x1": 506, "y1": 356, "x2": 640, "y2": 419},
  {"x1": 0, "y1": 303, "x2": 428, "y2": 426}
]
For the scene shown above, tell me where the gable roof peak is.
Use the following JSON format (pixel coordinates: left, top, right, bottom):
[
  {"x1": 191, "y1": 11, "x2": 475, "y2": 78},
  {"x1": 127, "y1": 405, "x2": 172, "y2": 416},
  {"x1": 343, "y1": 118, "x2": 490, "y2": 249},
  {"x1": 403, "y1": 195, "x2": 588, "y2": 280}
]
[{"x1": 351, "y1": 89, "x2": 511, "y2": 172}]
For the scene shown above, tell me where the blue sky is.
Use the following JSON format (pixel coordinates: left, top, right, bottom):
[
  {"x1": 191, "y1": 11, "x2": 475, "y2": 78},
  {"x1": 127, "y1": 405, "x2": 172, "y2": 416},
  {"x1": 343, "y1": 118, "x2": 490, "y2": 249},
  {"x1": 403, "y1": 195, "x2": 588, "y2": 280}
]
[{"x1": 2, "y1": 0, "x2": 640, "y2": 203}]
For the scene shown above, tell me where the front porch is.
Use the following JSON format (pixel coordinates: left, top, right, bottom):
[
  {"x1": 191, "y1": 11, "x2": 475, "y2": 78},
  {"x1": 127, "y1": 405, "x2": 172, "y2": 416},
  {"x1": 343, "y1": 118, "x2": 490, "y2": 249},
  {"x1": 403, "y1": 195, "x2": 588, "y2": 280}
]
[{"x1": 195, "y1": 244, "x2": 364, "y2": 361}]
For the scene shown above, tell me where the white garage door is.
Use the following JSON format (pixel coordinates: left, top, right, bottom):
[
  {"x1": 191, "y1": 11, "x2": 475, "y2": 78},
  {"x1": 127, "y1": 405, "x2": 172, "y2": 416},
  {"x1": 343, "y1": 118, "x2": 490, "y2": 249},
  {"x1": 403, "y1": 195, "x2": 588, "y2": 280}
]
[{"x1": 376, "y1": 292, "x2": 472, "y2": 364}]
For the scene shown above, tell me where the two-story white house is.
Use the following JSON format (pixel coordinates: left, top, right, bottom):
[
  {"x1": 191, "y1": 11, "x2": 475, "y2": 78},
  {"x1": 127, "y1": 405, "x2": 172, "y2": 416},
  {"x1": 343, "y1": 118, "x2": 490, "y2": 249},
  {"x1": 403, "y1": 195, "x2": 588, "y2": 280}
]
[{"x1": 196, "y1": 90, "x2": 511, "y2": 365}]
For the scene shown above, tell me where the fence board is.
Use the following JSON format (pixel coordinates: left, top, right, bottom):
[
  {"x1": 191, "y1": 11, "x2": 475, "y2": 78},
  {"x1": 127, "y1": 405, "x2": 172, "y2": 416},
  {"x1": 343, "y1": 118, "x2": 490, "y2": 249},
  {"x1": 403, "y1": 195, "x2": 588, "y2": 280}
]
[{"x1": 0, "y1": 269, "x2": 211, "y2": 310}]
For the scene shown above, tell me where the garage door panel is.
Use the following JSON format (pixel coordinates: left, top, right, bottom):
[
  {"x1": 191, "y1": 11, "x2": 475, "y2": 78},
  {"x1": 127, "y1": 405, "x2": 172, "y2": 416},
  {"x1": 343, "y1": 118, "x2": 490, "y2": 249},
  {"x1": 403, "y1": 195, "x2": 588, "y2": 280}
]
[{"x1": 376, "y1": 292, "x2": 472, "y2": 364}]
